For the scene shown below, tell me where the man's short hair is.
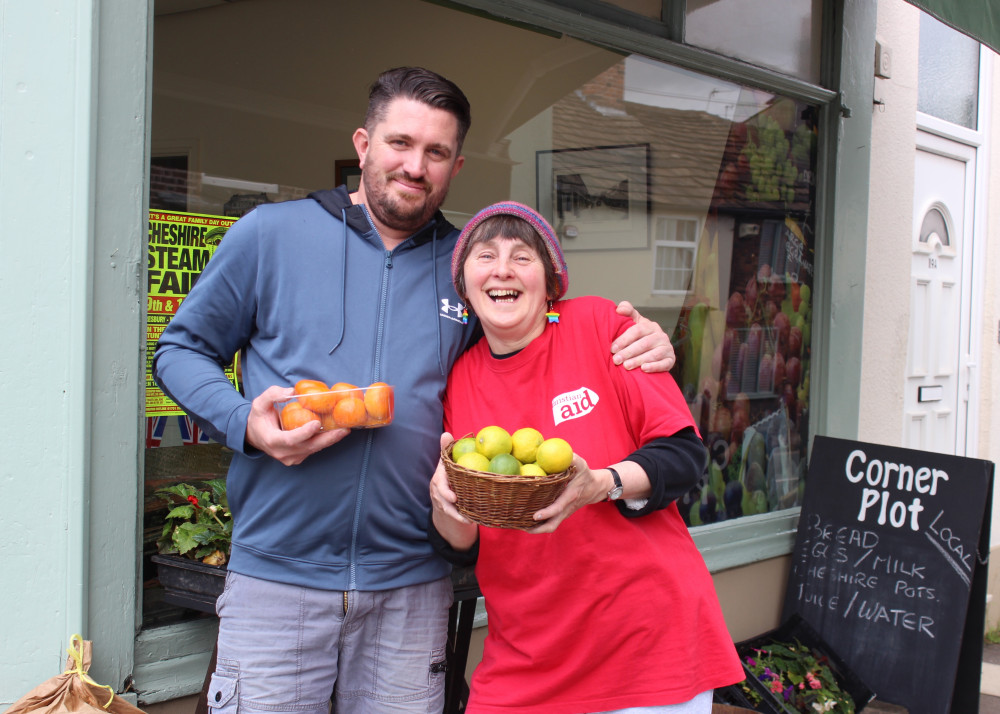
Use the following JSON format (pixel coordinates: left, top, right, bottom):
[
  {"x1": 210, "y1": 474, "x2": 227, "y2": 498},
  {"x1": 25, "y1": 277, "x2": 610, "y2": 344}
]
[{"x1": 365, "y1": 67, "x2": 472, "y2": 153}]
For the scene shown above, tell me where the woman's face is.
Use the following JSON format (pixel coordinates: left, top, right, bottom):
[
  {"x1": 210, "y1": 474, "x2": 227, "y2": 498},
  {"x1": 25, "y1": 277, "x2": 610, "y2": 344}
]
[{"x1": 463, "y1": 236, "x2": 550, "y2": 353}]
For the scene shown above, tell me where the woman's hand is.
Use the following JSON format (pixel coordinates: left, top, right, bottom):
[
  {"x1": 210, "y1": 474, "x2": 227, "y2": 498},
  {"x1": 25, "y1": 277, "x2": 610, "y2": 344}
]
[
  {"x1": 430, "y1": 433, "x2": 479, "y2": 550},
  {"x1": 613, "y1": 300, "x2": 676, "y2": 372},
  {"x1": 527, "y1": 454, "x2": 608, "y2": 534}
]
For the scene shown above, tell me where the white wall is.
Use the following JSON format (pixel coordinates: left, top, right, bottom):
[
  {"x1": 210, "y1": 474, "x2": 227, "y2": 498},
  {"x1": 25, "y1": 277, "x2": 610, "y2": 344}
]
[
  {"x1": 863, "y1": 0, "x2": 919, "y2": 446},
  {"x1": 870, "y1": 0, "x2": 1000, "y2": 626}
]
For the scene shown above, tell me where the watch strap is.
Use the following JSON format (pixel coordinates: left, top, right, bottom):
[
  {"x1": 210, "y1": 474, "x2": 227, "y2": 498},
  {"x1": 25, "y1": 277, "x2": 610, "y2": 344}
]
[{"x1": 606, "y1": 466, "x2": 624, "y2": 501}]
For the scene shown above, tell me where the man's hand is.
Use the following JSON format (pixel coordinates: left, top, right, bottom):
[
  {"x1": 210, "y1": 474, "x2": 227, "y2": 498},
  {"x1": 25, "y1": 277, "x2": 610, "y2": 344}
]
[
  {"x1": 245, "y1": 386, "x2": 349, "y2": 466},
  {"x1": 612, "y1": 300, "x2": 676, "y2": 372}
]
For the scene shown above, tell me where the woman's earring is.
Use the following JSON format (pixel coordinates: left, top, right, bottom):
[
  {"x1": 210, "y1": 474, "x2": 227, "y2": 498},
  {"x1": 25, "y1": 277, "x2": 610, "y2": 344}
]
[{"x1": 545, "y1": 301, "x2": 560, "y2": 324}]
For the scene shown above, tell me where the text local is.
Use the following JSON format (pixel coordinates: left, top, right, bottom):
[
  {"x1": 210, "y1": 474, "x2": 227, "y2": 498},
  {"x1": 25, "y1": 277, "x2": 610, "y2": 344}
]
[{"x1": 845, "y1": 449, "x2": 949, "y2": 530}]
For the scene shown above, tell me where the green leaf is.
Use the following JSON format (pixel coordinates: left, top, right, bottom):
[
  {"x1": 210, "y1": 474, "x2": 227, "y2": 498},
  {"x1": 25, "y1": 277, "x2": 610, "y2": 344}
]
[
  {"x1": 172, "y1": 522, "x2": 205, "y2": 554},
  {"x1": 165, "y1": 504, "x2": 195, "y2": 521}
]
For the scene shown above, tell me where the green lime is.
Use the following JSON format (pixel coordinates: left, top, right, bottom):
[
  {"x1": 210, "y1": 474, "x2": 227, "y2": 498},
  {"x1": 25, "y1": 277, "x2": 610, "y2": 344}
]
[
  {"x1": 488, "y1": 453, "x2": 522, "y2": 476},
  {"x1": 451, "y1": 437, "x2": 478, "y2": 461}
]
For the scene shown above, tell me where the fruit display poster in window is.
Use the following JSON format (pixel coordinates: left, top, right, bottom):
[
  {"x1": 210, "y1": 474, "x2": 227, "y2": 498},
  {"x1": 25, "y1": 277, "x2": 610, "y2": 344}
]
[
  {"x1": 146, "y1": 210, "x2": 239, "y2": 418},
  {"x1": 673, "y1": 99, "x2": 818, "y2": 526}
]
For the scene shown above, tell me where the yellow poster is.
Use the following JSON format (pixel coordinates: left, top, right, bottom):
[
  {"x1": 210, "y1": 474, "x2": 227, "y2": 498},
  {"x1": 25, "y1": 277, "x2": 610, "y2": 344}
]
[{"x1": 146, "y1": 210, "x2": 239, "y2": 417}]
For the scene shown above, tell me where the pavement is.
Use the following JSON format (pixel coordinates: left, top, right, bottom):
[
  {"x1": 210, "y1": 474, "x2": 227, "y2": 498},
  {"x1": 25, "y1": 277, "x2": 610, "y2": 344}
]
[{"x1": 980, "y1": 642, "x2": 1000, "y2": 713}]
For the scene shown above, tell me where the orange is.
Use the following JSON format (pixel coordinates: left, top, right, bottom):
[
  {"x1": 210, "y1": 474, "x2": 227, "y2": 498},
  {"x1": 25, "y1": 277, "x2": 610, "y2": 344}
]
[
  {"x1": 319, "y1": 411, "x2": 339, "y2": 431},
  {"x1": 294, "y1": 379, "x2": 337, "y2": 413},
  {"x1": 330, "y1": 382, "x2": 363, "y2": 402},
  {"x1": 333, "y1": 396, "x2": 368, "y2": 427},
  {"x1": 364, "y1": 382, "x2": 393, "y2": 423},
  {"x1": 280, "y1": 401, "x2": 321, "y2": 430}
]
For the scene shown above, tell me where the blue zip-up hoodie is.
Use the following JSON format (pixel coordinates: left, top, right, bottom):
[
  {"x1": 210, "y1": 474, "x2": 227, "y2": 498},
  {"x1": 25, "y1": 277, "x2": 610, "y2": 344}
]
[{"x1": 153, "y1": 187, "x2": 478, "y2": 591}]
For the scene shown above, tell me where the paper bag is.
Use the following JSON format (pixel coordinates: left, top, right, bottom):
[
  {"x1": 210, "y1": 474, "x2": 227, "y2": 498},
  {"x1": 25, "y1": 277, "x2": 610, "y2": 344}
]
[{"x1": 4, "y1": 635, "x2": 146, "y2": 714}]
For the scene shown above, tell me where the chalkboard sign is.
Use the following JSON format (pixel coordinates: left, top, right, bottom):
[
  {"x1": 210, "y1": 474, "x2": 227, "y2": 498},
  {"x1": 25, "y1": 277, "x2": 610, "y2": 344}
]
[{"x1": 783, "y1": 436, "x2": 994, "y2": 713}]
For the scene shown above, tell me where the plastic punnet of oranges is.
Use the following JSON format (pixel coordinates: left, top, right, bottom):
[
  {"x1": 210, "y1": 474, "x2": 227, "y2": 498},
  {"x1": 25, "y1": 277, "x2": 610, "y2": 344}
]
[
  {"x1": 450, "y1": 426, "x2": 573, "y2": 477},
  {"x1": 277, "y1": 380, "x2": 394, "y2": 430}
]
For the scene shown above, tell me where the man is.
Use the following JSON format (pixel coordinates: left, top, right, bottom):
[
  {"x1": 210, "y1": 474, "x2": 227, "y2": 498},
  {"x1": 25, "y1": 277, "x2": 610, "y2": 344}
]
[{"x1": 153, "y1": 67, "x2": 674, "y2": 714}]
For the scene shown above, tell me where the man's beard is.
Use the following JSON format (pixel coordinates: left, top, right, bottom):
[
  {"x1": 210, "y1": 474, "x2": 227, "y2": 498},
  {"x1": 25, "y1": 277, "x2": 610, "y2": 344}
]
[{"x1": 362, "y1": 170, "x2": 448, "y2": 233}]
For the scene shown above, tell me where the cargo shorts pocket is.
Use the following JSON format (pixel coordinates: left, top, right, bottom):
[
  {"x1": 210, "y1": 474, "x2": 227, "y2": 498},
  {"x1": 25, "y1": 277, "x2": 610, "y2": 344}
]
[{"x1": 206, "y1": 668, "x2": 238, "y2": 714}]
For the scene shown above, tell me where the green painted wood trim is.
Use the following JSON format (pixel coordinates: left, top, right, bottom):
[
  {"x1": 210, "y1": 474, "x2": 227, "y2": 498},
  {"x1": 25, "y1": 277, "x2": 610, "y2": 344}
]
[
  {"x1": 133, "y1": 620, "x2": 219, "y2": 704},
  {"x1": 810, "y1": 0, "x2": 874, "y2": 441},
  {"x1": 86, "y1": 0, "x2": 152, "y2": 692},
  {"x1": 692, "y1": 511, "x2": 800, "y2": 571},
  {"x1": 448, "y1": 0, "x2": 838, "y2": 104}
]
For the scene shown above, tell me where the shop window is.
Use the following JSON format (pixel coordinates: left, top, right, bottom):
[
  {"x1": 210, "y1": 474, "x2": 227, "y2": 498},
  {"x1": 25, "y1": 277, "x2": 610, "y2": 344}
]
[
  {"x1": 143, "y1": 169, "x2": 311, "y2": 627},
  {"x1": 652, "y1": 216, "x2": 699, "y2": 293},
  {"x1": 146, "y1": 3, "x2": 824, "y2": 629}
]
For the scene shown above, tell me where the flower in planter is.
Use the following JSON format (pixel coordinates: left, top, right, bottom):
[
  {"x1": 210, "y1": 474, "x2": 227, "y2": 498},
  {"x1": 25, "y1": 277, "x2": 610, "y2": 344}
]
[
  {"x1": 156, "y1": 479, "x2": 232, "y2": 566},
  {"x1": 740, "y1": 639, "x2": 855, "y2": 713}
]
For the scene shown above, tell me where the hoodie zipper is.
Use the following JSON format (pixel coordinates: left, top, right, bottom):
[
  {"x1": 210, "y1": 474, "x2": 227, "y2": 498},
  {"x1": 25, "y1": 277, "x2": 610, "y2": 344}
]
[{"x1": 348, "y1": 206, "x2": 396, "y2": 590}]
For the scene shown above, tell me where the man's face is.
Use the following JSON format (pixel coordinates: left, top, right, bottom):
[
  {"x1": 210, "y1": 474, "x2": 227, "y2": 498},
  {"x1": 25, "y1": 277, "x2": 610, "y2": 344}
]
[{"x1": 353, "y1": 98, "x2": 465, "y2": 238}]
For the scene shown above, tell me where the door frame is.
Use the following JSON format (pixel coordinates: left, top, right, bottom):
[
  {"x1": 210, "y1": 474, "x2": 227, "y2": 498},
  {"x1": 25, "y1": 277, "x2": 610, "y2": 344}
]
[{"x1": 914, "y1": 45, "x2": 991, "y2": 456}]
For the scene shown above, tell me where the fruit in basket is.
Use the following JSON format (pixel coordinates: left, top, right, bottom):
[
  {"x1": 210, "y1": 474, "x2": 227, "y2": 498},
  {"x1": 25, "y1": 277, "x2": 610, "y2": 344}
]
[
  {"x1": 364, "y1": 382, "x2": 394, "y2": 422},
  {"x1": 535, "y1": 438, "x2": 573, "y2": 474},
  {"x1": 520, "y1": 463, "x2": 547, "y2": 477},
  {"x1": 476, "y1": 426, "x2": 513, "y2": 460},
  {"x1": 511, "y1": 427, "x2": 544, "y2": 463},
  {"x1": 280, "y1": 401, "x2": 321, "y2": 430},
  {"x1": 294, "y1": 379, "x2": 338, "y2": 413},
  {"x1": 488, "y1": 453, "x2": 522, "y2": 476},
  {"x1": 451, "y1": 437, "x2": 478, "y2": 461},
  {"x1": 456, "y1": 452, "x2": 490, "y2": 472}
]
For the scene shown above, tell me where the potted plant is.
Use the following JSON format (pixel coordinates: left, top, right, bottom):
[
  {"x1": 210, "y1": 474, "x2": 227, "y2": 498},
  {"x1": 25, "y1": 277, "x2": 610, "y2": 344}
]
[
  {"x1": 151, "y1": 478, "x2": 232, "y2": 612},
  {"x1": 714, "y1": 614, "x2": 874, "y2": 714}
]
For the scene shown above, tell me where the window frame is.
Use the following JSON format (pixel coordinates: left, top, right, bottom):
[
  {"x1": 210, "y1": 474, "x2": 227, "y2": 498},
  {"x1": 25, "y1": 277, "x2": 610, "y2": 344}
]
[
  {"x1": 130, "y1": 0, "x2": 879, "y2": 699},
  {"x1": 651, "y1": 214, "x2": 700, "y2": 295}
]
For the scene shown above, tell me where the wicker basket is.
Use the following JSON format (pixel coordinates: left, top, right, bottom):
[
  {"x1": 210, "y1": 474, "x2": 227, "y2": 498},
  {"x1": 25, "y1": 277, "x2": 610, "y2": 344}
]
[{"x1": 441, "y1": 439, "x2": 575, "y2": 530}]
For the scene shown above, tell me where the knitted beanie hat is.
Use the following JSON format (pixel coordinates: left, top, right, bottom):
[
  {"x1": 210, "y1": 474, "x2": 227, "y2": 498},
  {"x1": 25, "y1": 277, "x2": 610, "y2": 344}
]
[{"x1": 451, "y1": 201, "x2": 569, "y2": 300}]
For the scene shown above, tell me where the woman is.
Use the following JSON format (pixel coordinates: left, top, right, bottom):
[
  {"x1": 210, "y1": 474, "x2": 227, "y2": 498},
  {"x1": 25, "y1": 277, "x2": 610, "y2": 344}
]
[{"x1": 429, "y1": 201, "x2": 744, "y2": 714}]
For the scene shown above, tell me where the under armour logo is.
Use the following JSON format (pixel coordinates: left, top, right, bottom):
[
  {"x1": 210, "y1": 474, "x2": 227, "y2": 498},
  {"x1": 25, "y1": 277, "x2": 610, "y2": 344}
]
[{"x1": 440, "y1": 298, "x2": 467, "y2": 324}]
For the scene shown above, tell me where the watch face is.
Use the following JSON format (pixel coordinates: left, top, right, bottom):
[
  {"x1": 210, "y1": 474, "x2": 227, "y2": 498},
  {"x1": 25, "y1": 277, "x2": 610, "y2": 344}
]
[{"x1": 608, "y1": 486, "x2": 624, "y2": 501}]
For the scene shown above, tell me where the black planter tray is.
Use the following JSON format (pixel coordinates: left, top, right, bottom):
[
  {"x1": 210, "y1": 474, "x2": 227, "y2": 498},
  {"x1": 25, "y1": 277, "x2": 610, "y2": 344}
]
[
  {"x1": 715, "y1": 613, "x2": 876, "y2": 713},
  {"x1": 152, "y1": 553, "x2": 226, "y2": 614}
]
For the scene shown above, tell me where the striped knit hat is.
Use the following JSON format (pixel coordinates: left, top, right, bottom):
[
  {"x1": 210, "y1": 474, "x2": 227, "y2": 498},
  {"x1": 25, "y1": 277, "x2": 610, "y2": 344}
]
[{"x1": 451, "y1": 201, "x2": 569, "y2": 300}]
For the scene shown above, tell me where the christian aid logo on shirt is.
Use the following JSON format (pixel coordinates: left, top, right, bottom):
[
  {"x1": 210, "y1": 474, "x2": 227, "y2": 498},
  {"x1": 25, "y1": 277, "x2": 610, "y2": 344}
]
[{"x1": 552, "y1": 387, "x2": 600, "y2": 425}]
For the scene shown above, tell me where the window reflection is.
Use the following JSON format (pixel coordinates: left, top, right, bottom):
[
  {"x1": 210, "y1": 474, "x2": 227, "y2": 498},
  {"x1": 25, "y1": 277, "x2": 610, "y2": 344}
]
[
  {"x1": 501, "y1": 55, "x2": 818, "y2": 525},
  {"x1": 149, "y1": 7, "x2": 823, "y2": 618},
  {"x1": 685, "y1": 0, "x2": 822, "y2": 84}
]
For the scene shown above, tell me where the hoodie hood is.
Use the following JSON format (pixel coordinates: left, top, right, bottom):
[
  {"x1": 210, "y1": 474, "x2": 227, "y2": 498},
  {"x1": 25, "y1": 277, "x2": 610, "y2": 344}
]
[
  {"x1": 308, "y1": 186, "x2": 461, "y2": 375},
  {"x1": 308, "y1": 187, "x2": 456, "y2": 246}
]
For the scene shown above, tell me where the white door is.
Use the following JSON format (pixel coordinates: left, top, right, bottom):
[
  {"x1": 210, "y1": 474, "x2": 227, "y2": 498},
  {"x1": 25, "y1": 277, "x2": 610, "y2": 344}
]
[{"x1": 904, "y1": 131, "x2": 976, "y2": 455}]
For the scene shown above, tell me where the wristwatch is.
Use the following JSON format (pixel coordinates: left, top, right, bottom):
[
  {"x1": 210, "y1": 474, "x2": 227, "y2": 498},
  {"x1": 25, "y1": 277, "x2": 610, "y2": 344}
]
[{"x1": 606, "y1": 467, "x2": 624, "y2": 501}]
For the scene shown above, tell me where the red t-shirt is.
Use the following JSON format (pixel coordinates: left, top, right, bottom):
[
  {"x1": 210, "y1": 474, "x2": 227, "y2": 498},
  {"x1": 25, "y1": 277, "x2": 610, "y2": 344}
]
[{"x1": 444, "y1": 296, "x2": 744, "y2": 714}]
